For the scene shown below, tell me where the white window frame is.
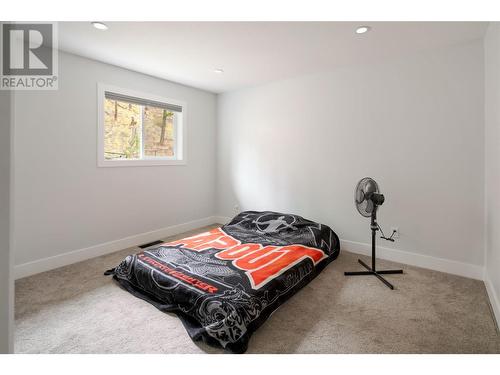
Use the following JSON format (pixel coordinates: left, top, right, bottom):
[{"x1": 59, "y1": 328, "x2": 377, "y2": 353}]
[{"x1": 97, "y1": 83, "x2": 187, "y2": 167}]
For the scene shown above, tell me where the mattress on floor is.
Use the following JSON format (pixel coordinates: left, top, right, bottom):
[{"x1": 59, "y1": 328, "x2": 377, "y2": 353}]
[{"x1": 106, "y1": 211, "x2": 340, "y2": 353}]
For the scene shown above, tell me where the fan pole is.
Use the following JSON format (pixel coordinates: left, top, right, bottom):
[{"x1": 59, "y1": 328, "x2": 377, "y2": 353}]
[
  {"x1": 371, "y1": 211, "x2": 376, "y2": 271},
  {"x1": 345, "y1": 206, "x2": 403, "y2": 289}
]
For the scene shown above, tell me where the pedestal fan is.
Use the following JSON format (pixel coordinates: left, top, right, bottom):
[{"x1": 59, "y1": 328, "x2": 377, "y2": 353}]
[{"x1": 344, "y1": 177, "x2": 403, "y2": 289}]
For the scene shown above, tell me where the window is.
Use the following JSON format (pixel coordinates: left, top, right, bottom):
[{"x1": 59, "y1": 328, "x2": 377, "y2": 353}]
[{"x1": 97, "y1": 84, "x2": 186, "y2": 167}]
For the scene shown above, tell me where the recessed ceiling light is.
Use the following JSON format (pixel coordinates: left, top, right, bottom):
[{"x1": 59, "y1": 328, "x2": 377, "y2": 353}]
[
  {"x1": 355, "y1": 26, "x2": 371, "y2": 34},
  {"x1": 92, "y1": 22, "x2": 108, "y2": 31},
  {"x1": 214, "y1": 68, "x2": 224, "y2": 74}
]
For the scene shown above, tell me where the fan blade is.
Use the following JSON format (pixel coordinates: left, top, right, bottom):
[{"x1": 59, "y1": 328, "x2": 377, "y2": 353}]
[
  {"x1": 359, "y1": 200, "x2": 367, "y2": 211},
  {"x1": 364, "y1": 180, "x2": 377, "y2": 195},
  {"x1": 355, "y1": 189, "x2": 365, "y2": 204},
  {"x1": 356, "y1": 201, "x2": 370, "y2": 217},
  {"x1": 365, "y1": 200, "x2": 374, "y2": 214}
]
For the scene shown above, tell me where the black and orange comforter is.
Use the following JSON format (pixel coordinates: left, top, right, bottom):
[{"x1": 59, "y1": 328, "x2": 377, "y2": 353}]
[{"x1": 106, "y1": 211, "x2": 340, "y2": 353}]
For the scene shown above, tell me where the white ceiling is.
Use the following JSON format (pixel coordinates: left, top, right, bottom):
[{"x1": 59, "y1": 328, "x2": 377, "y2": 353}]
[{"x1": 58, "y1": 22, "x2": 488, "y2": 93}]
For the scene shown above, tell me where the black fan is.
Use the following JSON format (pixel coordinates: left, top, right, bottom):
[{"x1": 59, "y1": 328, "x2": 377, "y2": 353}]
[{"x1": 345, "y1": 177, "x2": 403, "y2": 289}]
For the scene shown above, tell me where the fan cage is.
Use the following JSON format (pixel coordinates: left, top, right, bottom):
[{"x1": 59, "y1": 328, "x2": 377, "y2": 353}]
[{"x1": 354, "y1": 177, "x2": 379, "y2": 217}]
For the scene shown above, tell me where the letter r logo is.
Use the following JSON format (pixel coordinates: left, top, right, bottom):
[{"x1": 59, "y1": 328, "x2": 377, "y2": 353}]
[{"x1": 2, "y1": 23, "x2": 53, "y2": 76}]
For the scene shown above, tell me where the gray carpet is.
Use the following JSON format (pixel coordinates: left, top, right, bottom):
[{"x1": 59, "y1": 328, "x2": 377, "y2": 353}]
[{"x1": 15, "y1": 225, "x2": 500, "y2": 353}]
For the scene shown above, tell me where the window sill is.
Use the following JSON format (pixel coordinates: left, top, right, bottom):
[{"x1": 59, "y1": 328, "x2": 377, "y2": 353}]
[{"x1": 97, "y1": 159, "x2": 187, "y2": 167}]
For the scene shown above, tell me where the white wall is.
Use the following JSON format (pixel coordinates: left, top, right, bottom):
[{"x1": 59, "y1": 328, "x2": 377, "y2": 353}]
[
  {"x1": 0, "y1": 89, "x2": 13, "y2": 352},
  {"x1": 13, "y1": 51, "x2": 217, "y2": 272},
  {"x1": 217, "y1": 40, "x2": 485, "y2": 276},
  {"x1": 484, "y1": 22, "x2": 500, "y2": 324},
  {"x1": 11, "y1": 37, "x2": 490, "y2": 287}
]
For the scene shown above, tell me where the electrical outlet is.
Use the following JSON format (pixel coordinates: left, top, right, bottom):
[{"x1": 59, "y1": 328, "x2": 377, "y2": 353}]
[{"x1": 391, "y1": 227, "x2": 400, "y2": 239}]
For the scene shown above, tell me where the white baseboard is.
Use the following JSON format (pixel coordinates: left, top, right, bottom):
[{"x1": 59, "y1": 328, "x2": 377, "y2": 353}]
[
  {"x1": 213, "y1": 215, "x2": 232, "y2": 224},
  {"x1": 212, "y1": 217, "x2": 483, "y2": 280},
  {"x1": 14, "y1": 215, "x2": 485, "y2": 284},
  {"x1": 341, "y1": 239, "x2": 484, "y2": 280},
  {"x1": 484, "y1": 271, "x2": 500, "y2": 328},
  {"x1": 14, "y1": 216, "x2": 218, "y2": 280}
]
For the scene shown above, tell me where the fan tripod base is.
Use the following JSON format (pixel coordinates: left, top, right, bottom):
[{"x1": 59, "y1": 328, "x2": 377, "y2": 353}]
[{"x1": 345, "y1": 259, "x2": 403, "y2": 290}]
